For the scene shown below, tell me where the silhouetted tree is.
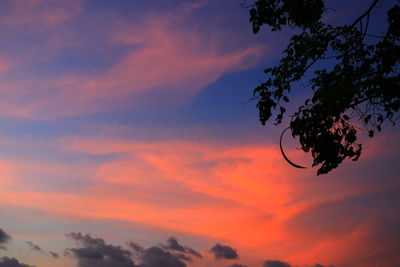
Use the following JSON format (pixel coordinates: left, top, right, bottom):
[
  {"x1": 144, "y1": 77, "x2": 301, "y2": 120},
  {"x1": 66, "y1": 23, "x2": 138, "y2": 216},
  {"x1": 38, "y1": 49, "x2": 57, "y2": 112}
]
[{"x1": 247, "y1": 0, "x2": 399, "y2": 174}]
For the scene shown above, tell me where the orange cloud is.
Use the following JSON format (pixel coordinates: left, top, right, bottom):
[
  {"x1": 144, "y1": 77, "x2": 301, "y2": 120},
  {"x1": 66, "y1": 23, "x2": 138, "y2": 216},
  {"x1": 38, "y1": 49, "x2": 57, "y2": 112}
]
[
  {"x1": 1, "y1": 134, "x2": 399, "y2": 266},
  {"x1": 0, "y1": 138, "x2": 301, "y2": 249}
]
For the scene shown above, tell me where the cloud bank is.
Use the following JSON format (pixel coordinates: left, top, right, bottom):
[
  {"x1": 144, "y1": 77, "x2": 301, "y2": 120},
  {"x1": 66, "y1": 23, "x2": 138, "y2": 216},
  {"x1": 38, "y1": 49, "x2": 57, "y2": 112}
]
[
  {"x1": 66, "y1": 232, "x2": 203, "y2": 267},
  {"x1": 0, "y1": 257, "x2": 35, "y2": 267}
]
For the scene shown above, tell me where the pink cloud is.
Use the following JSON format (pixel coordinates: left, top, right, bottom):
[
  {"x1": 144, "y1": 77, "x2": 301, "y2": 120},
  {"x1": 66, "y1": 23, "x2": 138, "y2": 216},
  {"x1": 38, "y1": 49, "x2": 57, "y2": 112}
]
[
  {"x1": 0, "y1": 57, "x2": 16, "y2": 74},
  {"x1": 0, "y1": 1, "x2": 267, "y2": 119},
  {"x1": 0, "y1": 0, "x2": 82, "y2": 30}
]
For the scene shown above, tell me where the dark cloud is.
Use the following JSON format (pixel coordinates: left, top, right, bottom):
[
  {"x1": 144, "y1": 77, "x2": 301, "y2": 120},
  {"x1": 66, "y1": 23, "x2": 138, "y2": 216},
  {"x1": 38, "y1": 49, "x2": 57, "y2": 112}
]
[
  {"x1": 263, "y1": 260, "x2": 291, "y2": 267},
  {"x1": 163, "y1": 237, "x2": 202, "y2": 259},
  {"x1": 138, "y1": 246, "x2": 187, "y2": 267},
  {"x1": 49, "y1": 251, "x2": 59, "y2": 258},
  {"x1": 0, "y1": 228, "x2": 11, "y2": 251},
  {"x1": 67, "y1": 233, "x2": 200, "y2": 267},
  {"x1": 26, "y1": 241, "x2": 43, "y2": 253},
  {"x1": 228, "y1": 264, "x2": 247, "y2": 267},
  {"x1": 210, "y1": 243, "x2": 238, "y2": 259},
  {"x1": 66, "y1": 232, "x2": 136, "y2": 267},
  {"x1": 127, "y1": 237, "x2": 203, "y2": 267},
  {"x1": 0, "y1": 228, "x2": 11, "y2": 246},
  {"x1": 164, "y1": 237, "x2": 185, "y2": 251},
  {"x1": 0, "y1": 257, "x2": 35, "y2": 267}
]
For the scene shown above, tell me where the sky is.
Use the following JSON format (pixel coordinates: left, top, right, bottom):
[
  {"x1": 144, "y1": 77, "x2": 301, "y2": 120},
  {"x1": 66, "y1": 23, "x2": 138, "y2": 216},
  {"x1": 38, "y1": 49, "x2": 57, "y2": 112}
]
[{"x1": 0, "y1": 0, "x2": 399, "y2": 267}]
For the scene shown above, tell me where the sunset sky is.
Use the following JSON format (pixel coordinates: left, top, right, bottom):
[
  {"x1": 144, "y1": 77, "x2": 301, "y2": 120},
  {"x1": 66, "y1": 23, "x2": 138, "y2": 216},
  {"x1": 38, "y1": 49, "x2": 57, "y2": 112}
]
[{"x1": 0, "y1": 1, "x2": 399, "y2": 267}]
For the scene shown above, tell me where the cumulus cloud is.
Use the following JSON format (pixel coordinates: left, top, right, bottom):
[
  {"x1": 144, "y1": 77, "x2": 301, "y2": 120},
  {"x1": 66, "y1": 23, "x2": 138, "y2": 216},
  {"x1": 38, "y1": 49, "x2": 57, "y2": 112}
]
[
  {"x1": 0, "y1": 257, "x2": 35, "y2": 267},
  {"x1": 228, "y1": 264, "x2": 247, "y2": 267},
  {"x1": 210, "y1": 243, "x2": 238, "y2": 260},
  {"x1": 137, "y1": 246, "x2": 188, "y2": 267},
  {"x1": 0, "y1": 228, "x2": 11, "y2": 244},
  {"x1": 0, "y1": 228, "x2": 11, "y2": 250},
  {"x1": 128, "y1": 236, "x2": 203, "y2": 267},
  {"x1": 66, "y1": 232, "x2": 135, "y2": 267},
  {"x1": 263, "y1": 260, "x2": 291, "y2": 267},
  {"x1": 67, "y1": 233, "x2": 201, "y2": 267}
]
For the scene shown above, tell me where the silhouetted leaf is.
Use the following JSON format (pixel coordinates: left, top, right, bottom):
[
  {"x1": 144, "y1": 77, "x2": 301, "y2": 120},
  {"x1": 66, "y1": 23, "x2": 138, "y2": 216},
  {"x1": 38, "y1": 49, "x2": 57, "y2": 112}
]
[{"x1": 249, "y1": 0, "x2": 400, "y2": 175}]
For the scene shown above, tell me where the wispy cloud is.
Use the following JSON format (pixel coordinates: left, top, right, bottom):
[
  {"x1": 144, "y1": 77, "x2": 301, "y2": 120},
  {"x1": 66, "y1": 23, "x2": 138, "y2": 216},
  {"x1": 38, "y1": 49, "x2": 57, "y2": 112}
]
[
  {"x1": 0, "y1": 129, "x2": 399, "y2": 266},
  {"x1": 0, "y1": 1, "x2": 266, "y2": 119},
  {"x1": 26, "y1": 241, "x2": 44, "y2": 253}
]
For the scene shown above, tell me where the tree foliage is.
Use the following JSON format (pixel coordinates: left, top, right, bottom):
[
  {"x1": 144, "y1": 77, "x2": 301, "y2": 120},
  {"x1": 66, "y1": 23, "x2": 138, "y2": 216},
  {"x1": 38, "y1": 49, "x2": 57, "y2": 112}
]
[{"x1": 247, "y1": 0, "x2": 400, "y2": 175}]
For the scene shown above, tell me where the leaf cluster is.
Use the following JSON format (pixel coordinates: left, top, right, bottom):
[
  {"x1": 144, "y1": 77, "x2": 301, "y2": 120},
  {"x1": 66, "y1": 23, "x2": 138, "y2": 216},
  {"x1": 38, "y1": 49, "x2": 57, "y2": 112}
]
[
  {"x1": 250, "y1": 0, "x2": 325, "y2": 32},
  {"x1": 250, "y1": 0, "x2": 400, "y2": 174}
]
